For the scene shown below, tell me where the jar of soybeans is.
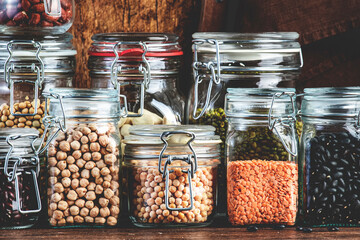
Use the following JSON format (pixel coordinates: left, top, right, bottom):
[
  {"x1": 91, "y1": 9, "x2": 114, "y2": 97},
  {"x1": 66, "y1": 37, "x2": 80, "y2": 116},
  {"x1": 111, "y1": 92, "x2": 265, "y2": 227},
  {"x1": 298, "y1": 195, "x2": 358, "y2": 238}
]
[
  {"x1": 88, "y1": 33, "x2": 185, "y2": 140},
  {"x1": 187, "y1": 32, "x2": 302, "y2": 214},
  {"x1": 123, "y1": 125, "x2": 221, "y2": 227},
  {"x1": 299, "y1": 87, "x2": 360, "y2": 227},
  {"x1": 225, "y1": 88, "x2": 298, "y2": 226},
  {"x1": 0, "y1": 33, "x2": 76, "y2": 136},
  {"x1": 44, "y1": 88, "x2": 121, "y2": 228},
  {"x1": 0, "y1": 128, "x2": 41, "y2": 229}
]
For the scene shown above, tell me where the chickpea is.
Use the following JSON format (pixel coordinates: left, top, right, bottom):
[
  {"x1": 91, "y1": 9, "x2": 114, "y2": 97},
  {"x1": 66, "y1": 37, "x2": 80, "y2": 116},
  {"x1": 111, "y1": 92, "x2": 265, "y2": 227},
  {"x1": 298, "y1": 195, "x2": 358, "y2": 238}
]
[
  {"x1": 81, "y1": 169, "x2": 90, "y2": 179},
  {"x1": 71, "y1": 141, "x2": 81, "y2": 150},
  {"x1": 90, "y1": 206, "x2": 99, "y2": 218},
  {"x1": 66, "y1": 216, "x2": 74, "y2": 224},
  {"x1": 53, "y1": 210, "x2": 64, "y2": 220},
  {"x1": 96, "y1": 160, "x2": 106, "y2": 169},
  {"x1": 76, "y1": 187, "x2": 87, "y2": 198},
  {"x1": 75, "y1": 199, "x2": 85, "y2": 208},
  {"x1": 85, "y1": 216, "x2": 94, "y2": 223},
  {"x1": 104, "y1": 154, "x2": 116, "y2": 165},
  {"x1": 74, "y1": 216, "x2": 84, "y2": 223},
  {"x1": 99, "y1": 135, "x2": 109, "y2": 147},
  {"x1": 48, "y1": 177, "x2": 58, "y2": 185},
  {"x1": 50, "y1": 202, "x2": 57, "y2": 211},
  {"x1": 61, "y1": 169, "x2": 71, "y2": 178},
  {"x1": 80, "y1": 207, "x2": 90, "y2": 217},
  {"x1": 95, "y1": 217, "x2": 106, "y2": 224},
  {"x1": 109, "y1": 196, "x2": 120, "y2": 206},
  {"x1": 88, "y1": 132, "x2": 98, "y2": 142},
  {"x1": 81, "y1": 127, "x2": 91, "y2": 135},
  {"x1": 48, "y1": 157, "x2": 57, "y2": 167},
  {"x1": 91, "y1": 167, "x2": 101, "y2": 178},
  {"x1": 49, "y1": 167, "x2": 60, "y2": 177},
  {"x1": 110, "y1": 205, "x2": 120, "y2": 217},
  {"x1": 99, "y1": 198, "x2": 109, "y2": 208},
  {"x1": 80, "y1": 178, "x2": 90, "y2": 187},
  {"x1": 80, "y1": 136, "x2": 89, "y2": 144},
  {"x1": 58, "y1": 201, "x2": 68, "y2": 211},
  {"x1": 100, "y1": 207, "x2": 110, "y2": 217},
  {"x1": 81, "y1": 144, "x2": 89, "y2": 153},
  {"x1": 68, "y1": 164, "x2": 79, "y2": 173},
  {"x1": 101, "y1": 167, "x2": 110, "y2": 176},
  {"x1": 85, "y1": 201, "x2": 94, "y2": 209},
  {"x1": 85, "y1": 191, "x2": 96, "y2": 201},
  {"x1": 90, "y1": 142, "x2": 100, "y2": 152},
  {"x1": 54, "y1": 182, "x2": 64, "y2": 193},
  {"x1": 70, "y1": 205, "x2": 80, "y2": 216},
  {"x1": 76, "y1": 159, "x2": 86, "y2": 168},
  {"x1": 107, "y1": 216, "x2": 117, "y2": 226},
  {"x1": 66, "y1": 156, "x2": 76, "y2": 164},
  {"x1": 87, "y1": 182, "x2": 96, "y2": 191},
  {"x1": 92, "y1": 152, "x2": 102, "y2": 161},
  {"x1": 56, "y1": 151, "x2": 67, "y2": 161},
  {"x1": 67, "y1": 190, "x2": 78, "y2": 201},
  {"x1": 73, "y1": 130, "x2": 83, "y2": 141},
  {"x1": 72, "y1": 150, "x2": 82, "y2": 160},
  {"x1": 51, "y1": 193, "x2": 62, "y2": 203},
  {"x1": 71, "y1": 179, "x2": 79, "y2": 189},
  {"x1": 85, "y1": 161, "x2": 96, "y2": 170},
  {"x1": 59, "y1": 141, "x2": 71, "y2": 152},
  {"x1": 95, "y1": 185, "x2": 104, "y2": 195}
]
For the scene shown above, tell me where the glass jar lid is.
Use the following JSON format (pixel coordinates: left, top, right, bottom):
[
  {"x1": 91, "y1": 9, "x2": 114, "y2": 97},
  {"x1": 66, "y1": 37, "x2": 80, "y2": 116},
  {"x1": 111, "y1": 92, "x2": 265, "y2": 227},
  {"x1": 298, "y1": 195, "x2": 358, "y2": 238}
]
[
  {"x1": 193, "y1": 32, "x2": 302, "y2": 72},
  {"x1": 124, "y1": 125, "x2": 221, "y2": 164},
  {"x1": 124, "y1": 125, "x2": 221, "y2": 145},
  {"x1": 301, "y1": 87, "x2": 360, "y2": 121},
  {"x1": 0, "y1": 128, "x2": 38, "y2": 154},
  {"x1": 89, "y1": 33, "x2": 183, "y2": 57},
  {"x1": 225, "y1": 88, "x2": 296, "y2": 119},
  {"x1": 47, "y1": 88, "x2": 121, "y2": 120}
]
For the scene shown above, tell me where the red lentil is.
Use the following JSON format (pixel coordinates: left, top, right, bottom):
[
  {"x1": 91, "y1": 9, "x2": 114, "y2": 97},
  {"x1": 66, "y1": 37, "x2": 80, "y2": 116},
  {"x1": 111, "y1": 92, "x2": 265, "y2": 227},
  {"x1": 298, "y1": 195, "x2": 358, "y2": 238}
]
[{"x1": 227, "y1": 160, "x2": 298, "y2": 226}]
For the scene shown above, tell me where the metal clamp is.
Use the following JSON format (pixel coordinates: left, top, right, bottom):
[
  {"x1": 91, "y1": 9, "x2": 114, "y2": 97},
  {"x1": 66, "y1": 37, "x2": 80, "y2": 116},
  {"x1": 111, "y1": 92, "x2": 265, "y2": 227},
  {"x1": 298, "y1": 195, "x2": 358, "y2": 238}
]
[
  {"x1": 111, "y1": 41, "x2": 151, "y2": 118},
  {"x1": 44, "y1": 0, "x2": 62, "y2": 17},
  {"x1": 268, "y1": 92, "x2": 298, "y2": 157},
  {"x1": 5, "y1": 40, "x2": 44, "y2": 117},
  {"x1": 158, "y1": 131, "x2": 197, "y2": 211},
  {"x1": 192, "y1": 39, "x2": 221, "y2": 120},
  {"x1": 357, "y1": 109, "x2": 360, "y2": 128},
  {"x1": 3, "y1": 135, "x2": 42, "y2": 214},
  {"x1": 4, "y1": 134, "x2": 39, "y2": 182},
  {"x1": 37, "y1": 92, "x2": 66, "y2": 155},
  {"x1": 15, "y1": 169, "x2": 42, "y2": 214}
]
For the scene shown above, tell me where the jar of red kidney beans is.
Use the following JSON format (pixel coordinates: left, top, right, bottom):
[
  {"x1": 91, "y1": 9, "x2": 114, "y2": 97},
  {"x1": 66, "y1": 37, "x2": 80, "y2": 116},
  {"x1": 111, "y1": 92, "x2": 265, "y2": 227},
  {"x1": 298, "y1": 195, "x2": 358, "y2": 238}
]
[
  {"x1": 299, "y1": 87, "x2": 360, "y2": 228},
  {"x1": 0, "y1": 0, "x2": 75, "y2": 35},
  {"x1": 0, "y1": 128, "x2": 42, "y2": 229}
]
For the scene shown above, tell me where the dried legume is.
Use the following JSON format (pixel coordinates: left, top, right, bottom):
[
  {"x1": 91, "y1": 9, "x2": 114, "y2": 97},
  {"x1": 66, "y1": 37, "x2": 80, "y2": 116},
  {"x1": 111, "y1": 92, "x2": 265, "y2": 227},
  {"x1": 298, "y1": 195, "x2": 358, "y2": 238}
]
[
  {"x1": 304, "y1": 132, "x2": 360, "y2": 226},
  {"x1": 227, "y1": 160, "x2": 298, "y2": 226},
  {"x1": 47, "y1": 124, "x2": 120, "y2": 227}
]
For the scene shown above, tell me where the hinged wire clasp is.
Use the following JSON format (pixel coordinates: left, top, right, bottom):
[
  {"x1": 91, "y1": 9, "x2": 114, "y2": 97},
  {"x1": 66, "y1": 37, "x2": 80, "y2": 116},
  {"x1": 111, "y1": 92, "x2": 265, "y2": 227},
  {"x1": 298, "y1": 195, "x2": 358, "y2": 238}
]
[
  {"x1": 37, "y1": 92, "x2": 66, "y2": 155},
  {"x1": 44, "y1": 0, "x2": 62, "y2": 17},
  {"x1": 5, "y1": 40, "x2": 44, "y2": 117},
  {"x1": 158, "y1": 131, "x2": 197, "y2": 211},
  {"x1": 268, "y1": 92, "x2": 298, "y2": 157},
  {"x1": 111, "y1": 41, "x2": 151, "y2": 118},
  {"x1": 4, "y1": 134, "x2": 42, "y2": 214},
  {"x1": 192, "y1": 39, "x2": 221, "y2": 120}
]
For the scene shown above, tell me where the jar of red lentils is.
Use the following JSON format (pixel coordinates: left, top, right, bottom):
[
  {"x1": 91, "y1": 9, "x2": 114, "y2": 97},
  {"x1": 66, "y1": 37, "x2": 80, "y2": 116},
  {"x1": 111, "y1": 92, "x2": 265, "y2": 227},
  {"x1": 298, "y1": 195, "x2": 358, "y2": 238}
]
[
  {"x1": 225, "y1": 88, "x2": 298, "y2": 227},
  {"x1": 123, "y1": 125, "x2": 221, "y2": 227}
]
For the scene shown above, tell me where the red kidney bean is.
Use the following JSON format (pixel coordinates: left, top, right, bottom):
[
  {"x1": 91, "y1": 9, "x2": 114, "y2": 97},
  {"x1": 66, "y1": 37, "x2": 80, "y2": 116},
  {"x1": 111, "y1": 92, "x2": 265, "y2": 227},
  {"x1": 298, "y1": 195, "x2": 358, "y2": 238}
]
[
  {"x1": 0, "y1": 0, "x2": 73, "y2": 28},
  {"x1": 0, "y1": 171, "x2": 37, "y2": 228}
]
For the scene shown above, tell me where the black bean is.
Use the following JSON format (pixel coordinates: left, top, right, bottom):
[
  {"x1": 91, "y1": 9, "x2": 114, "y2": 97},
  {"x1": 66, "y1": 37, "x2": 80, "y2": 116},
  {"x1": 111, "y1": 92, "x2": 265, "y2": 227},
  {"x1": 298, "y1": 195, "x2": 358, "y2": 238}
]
[
  {"x1": 303, "y1": 227, "x2": 313, "y2": 233},
  {"x1": 247, "y1": 226, "x2": 258, "y2": 232},
  {"x1": 305, "y1": 132, "x2": 360, "y2": 226},
  {"x1": 296, "y1": 226, "x2": 303, "y2": 231},
  {"x1": 327, "y1": 226, "x2": 339, "y2": 231}
]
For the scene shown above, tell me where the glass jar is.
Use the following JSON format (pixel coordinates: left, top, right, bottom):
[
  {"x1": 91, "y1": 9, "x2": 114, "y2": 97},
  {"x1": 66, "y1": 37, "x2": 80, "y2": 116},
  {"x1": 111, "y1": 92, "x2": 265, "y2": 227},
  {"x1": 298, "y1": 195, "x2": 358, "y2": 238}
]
[
  {"x1": 299, "y1": 87, "x2": 360, "y2": 227},
  {"x1": 225, "y1": 88, "x2": 298, "y2": 226},
  {"x1": 88, "y1": 33, "x2": 185, "y2": 137},
  {"x1": 0, "y1": 128, "x2": 42, "y2": 229},
  {"x1": 0, "y1": 34, "x2": 76, "y2": 136},
  {"x1": 0, "y1": 0, "x2": 74, "y2": 35},
  {"x1": 44, "y1": 88, "x2": 121, "y2": 228},
  {"x1": 123, "y1": 125, "x2": 221, "y2": 227},
  {"x1": 188, "y1": 32, "x2": 302, "y2": 214}
]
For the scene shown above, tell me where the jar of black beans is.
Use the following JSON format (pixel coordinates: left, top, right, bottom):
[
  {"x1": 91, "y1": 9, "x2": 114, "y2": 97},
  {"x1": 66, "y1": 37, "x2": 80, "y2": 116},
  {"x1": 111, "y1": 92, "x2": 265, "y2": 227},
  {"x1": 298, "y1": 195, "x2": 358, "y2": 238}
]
[
  {"x1": 0, "y1": 128, "x2": 41, "y2": 229},
  {"x1": 299, "y1": 87, "x2": 360, "y2": 227}
]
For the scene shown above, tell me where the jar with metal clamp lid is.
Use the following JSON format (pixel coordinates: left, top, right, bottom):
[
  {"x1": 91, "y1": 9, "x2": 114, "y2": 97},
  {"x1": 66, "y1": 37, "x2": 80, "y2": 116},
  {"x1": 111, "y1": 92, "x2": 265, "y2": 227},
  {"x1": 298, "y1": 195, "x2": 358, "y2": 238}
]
[
  {"x1": 42, "y1": 88, "x2": 122, "y2": 227},
  {"x1": 225, "y1": 88, "x2": 298, "y2": 226},
  {"x1": 299, "y1": 87, "x2": 360, "y2": 227},
  {"x1": 0, "y1": 0, "x2": 75, "y2": 35},
  {"x1": 88, "y1": 33, "x2": 185, "y2": 138},
  {"x1": 188, "y1": 32, "x2": 302, "y2": 214},
  {"x1": 0, "y1": 128, "x2": 42, "y2": 229},
  {"x1": 123, "y1": 125, "x2": 221, "y2": 227},
  {"x1": 0, "y1": 33, "x2": 76, "y2": 136}
]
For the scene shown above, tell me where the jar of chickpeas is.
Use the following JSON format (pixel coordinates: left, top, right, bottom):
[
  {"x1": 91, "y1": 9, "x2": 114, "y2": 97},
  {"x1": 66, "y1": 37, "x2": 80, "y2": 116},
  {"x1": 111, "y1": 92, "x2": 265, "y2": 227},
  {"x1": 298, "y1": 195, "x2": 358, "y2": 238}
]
[
  {"x1": 0, "y1": 34, "x2": 76, "y2": 136},
  {"x1": 123, "y1": 125, "x2": 221, "y2": 227}
]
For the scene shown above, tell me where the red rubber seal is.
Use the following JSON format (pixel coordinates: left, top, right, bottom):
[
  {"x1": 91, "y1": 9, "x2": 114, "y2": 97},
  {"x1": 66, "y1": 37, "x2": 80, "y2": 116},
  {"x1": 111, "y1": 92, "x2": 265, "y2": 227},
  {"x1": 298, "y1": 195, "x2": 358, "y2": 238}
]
[{"x1": 89, "y1": 48, "x2": 183, "y2": 57}]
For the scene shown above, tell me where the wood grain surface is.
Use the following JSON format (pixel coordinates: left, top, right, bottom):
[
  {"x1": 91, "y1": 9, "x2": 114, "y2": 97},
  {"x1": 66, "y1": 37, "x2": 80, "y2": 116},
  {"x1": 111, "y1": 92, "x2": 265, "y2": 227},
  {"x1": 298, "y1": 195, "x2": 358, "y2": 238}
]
[
  {"x1": 69, "y1": 0, "x2": 201, "y2": 89},
  {"x1": 2, "y1": 227, "x2": 360, "y2": 240}
]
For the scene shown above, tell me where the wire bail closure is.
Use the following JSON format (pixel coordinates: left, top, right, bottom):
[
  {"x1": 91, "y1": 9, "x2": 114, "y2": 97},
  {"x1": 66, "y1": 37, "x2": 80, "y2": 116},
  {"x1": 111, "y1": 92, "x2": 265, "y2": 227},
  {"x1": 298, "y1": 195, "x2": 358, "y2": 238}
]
[
  {"x1": 3, "y1": 134, "x2": 42, "y2": 214},
  {"x1": 192, "y1": 39, "x2": 221, "y2": 120},
  {"x1": 111, "y1": 41, "x2": 151, "y2": 118},
  {"x1": 158, "y1": 131, "x2": 197, "y2": 211},
  {"x1": 37, "y1": 92, "x2": 67, "y2": 155},
  {"x1": 268, "y1": 92, "x2": 298, "y2": 157},
  {"x1": 5, "y1": 40, "x2": 44, "y2": 117}
]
